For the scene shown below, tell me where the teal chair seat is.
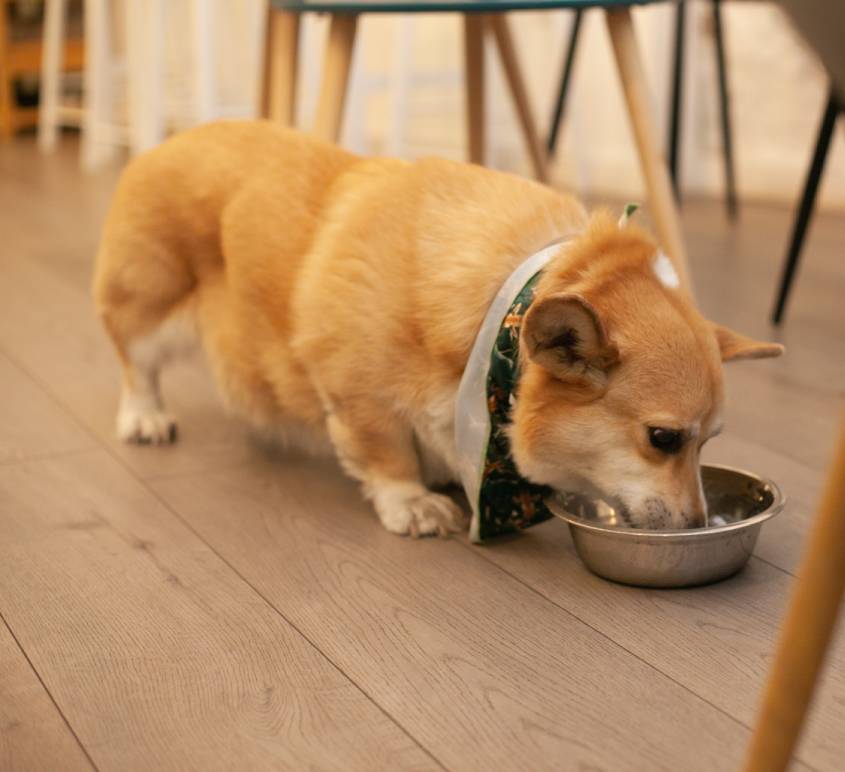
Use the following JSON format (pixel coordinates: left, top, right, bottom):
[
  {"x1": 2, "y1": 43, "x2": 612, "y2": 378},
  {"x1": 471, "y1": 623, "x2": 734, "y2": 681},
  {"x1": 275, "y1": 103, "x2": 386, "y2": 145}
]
[{"x1": 271, "y1": 0, "x2": 661, "y2": 12}]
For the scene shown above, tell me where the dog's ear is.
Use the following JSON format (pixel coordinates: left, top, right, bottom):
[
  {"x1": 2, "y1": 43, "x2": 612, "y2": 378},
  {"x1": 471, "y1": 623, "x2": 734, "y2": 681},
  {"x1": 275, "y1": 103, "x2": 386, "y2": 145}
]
[
  {"x1": 522, "y1": 293, "x2": 619, "y2": 387},
  {"x1": 711, "y1": 323, "x2": 784, "y2": 362}
]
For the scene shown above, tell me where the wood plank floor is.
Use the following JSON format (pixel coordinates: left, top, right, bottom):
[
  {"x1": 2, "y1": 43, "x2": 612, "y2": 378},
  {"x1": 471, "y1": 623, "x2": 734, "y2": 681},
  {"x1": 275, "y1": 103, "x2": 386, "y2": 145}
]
[{"x1": 1, "y1": 137, "x2": 843, "y2": 771}]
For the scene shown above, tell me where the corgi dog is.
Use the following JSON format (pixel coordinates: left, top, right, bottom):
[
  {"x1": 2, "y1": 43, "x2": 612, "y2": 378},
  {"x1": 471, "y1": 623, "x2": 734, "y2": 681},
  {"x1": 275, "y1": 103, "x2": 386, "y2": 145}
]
[{"x1": 93, "y1": 122, "x2": 782, "y2": 536}]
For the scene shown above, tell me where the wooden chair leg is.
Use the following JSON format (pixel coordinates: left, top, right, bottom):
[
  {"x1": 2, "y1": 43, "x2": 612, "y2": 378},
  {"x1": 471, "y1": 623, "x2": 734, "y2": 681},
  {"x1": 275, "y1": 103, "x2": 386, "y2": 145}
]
[
  {"x1": 605, "y1": 7, "x2": 692, "y2": 294},
  {"x1": 0, "y1": 0, "x2": 14, "y2": 141},
  {"x1": 313, "y1": 13, "x2": 357, "y2": 142},
  {"x1": 712, "y1": 0, "x2": 737, "y2": 220},
  {"x1": 38, "y1": 0, "x2": 68, "y2": 152},
  {"x1": 488, "y1": 14, "x2": 548, "y2": 183},
  {"x1": 262, "y1": 8, "x2": 300, "y2": 124},
  {"x1": 0, "y1": 71, "x2": 12, "y2": 141},
  {"x1": 463, "y1": 13, "x2": 485, "y2": 165},
  {"x1": 743, "y1": 412, "x2": 845, "y2": 772}
]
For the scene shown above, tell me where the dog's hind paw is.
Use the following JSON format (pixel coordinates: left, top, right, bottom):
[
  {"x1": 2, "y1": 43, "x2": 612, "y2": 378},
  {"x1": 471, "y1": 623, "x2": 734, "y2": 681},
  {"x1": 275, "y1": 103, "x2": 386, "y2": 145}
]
[
  {"x1": 373, "y1": 482, "x2": 466, "y2": 538},
  {"x1": 116, "y1": 407, "x2": 178, "y2": 445}
]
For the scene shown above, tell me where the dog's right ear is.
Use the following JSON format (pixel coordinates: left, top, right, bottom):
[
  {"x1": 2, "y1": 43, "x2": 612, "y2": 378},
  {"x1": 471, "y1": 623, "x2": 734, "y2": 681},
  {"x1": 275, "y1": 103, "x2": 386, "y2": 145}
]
[{"x1": 522, "y1": 293, "x2": 618, "y2": 389}]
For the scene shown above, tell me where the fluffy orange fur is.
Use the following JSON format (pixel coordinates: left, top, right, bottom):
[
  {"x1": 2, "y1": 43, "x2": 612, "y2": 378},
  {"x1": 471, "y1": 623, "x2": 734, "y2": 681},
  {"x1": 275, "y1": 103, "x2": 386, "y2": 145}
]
[{"x1": 94, "y1": 121, "x2": 782, "y2": 535}]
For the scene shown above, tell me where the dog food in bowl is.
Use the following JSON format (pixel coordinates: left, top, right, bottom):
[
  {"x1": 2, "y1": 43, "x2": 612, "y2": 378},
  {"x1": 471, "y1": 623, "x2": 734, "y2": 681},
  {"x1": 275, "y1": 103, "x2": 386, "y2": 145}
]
[{"x1": 546, "y1": 464, "x2": 784, "y2": 588}]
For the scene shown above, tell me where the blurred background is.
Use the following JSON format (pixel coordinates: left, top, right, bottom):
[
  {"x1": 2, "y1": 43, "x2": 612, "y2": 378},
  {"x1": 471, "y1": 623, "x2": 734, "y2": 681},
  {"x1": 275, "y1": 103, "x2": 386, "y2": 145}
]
[
  {"x1": 2, "y1": 5, "x2": 845, "y2": 770},
  {"x1": 2, "y1": 0, "x2": 841, "y2": 208}
]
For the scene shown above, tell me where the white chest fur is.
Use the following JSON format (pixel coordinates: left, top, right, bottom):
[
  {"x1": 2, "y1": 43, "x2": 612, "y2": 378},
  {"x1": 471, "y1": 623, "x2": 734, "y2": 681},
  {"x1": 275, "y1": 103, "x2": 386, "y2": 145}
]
[{"x1": 412, "y1": 387, "x2": 460, "y2": 487}]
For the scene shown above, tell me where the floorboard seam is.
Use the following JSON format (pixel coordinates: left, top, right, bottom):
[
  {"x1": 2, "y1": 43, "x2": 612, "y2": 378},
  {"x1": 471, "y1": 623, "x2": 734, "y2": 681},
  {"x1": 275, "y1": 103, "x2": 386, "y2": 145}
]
[
  {"x1": 0, "y1": 611, "x2": 101, "y2": 772},
  {"x1": 0, "y1": 445, "x2": 98, "y2": 469},
  {"x1": 138, "y1": 480, "x2": 450, "y2": 772},
  {"x1": 454, "y1": 541, "x2": 821, "y2": 772},
  {"x1": 0, "y1": 294, "x2": 823, "y2": 772},
  {"x1": 750, "y1": 554, "x2": 797, "y2": 578},
  {"x1": 0, "y1": 348, "x2": 450, "y2": 771}
]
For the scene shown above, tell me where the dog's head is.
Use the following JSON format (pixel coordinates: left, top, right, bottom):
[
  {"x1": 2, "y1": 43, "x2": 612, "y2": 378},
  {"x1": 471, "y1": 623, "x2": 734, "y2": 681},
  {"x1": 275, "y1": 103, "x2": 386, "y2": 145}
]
[{"x1": 510, "y1": 213, "x2": 782, "y2": 529}]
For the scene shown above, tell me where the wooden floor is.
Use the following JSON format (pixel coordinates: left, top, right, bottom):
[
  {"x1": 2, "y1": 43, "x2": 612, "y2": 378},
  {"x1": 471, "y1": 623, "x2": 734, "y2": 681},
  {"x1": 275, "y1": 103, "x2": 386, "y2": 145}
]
[{"x1": 1, "y1": 137, "x2": 844, "y2": 772}]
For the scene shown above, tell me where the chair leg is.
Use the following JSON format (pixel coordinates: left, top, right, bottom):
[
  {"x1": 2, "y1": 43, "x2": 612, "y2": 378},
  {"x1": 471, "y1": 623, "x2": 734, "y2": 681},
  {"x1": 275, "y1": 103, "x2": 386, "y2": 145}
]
[
  {"x1": 488, "y1": 14, "x2": 548, "y2": 182},
  {"x1": 125, "y1": 0, "x2": 165, "y2": 158},
  {"x1": 712, "y1": 0, "x2": 737, "y2": 219},
  {"x1": 191, "y1": 0, "x2": 215, "y2": 124},
  {"x1": 771, "y1": 90, "x2": 839, "y2": 325},
  {"x1": 667, "y1": 0, "x2": 685, "y2": 199},
  {"x1": 386, "y1": 16, "x2": 415, "y2": 158},
  {"x1": 82, "y1": 0, "x2": 117, "y2": 169},
  {"x1": 605, "y1": 7, "x2": 692, "y2": 293},
  {"x1": 463, "y1": 13, "x2": 485, "y2": 165},
  {"x1": 0, "y1": 6, "x2": 13, "y2": 141},
  {"x1": 313, "y1": 13, "x2": 357, "y2": 142},
  {"x1": 742, "y1": 412, "x2": 845, "y2": 772},
  {"x1": 262, "y1": 8, "x2": 300, "y2": 124},
  {"x1": 38, "y1": 0, "x2": 67, "y2": 152},
  {"x1": 547, "y1": 9, "x2": 583, "y2": 157}
]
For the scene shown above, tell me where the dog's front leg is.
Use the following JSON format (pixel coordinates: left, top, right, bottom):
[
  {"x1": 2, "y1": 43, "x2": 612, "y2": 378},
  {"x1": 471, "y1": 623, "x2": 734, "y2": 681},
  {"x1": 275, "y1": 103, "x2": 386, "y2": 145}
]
[{"x1": 325, "y1": 402, "x2": 465, "y2": 537}]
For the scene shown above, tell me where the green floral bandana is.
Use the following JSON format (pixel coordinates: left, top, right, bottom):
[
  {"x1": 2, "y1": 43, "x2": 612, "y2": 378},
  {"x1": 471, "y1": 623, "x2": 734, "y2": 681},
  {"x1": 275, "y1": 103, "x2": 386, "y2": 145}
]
[{"x1": 455, "y1": 240, "x2": 567, "y2": 543}]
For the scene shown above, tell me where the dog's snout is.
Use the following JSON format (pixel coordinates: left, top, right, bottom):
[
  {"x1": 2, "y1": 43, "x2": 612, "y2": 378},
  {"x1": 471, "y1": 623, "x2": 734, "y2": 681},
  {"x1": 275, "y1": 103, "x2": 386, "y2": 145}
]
[
  {"x1": 634, "y1": 498, "x2": 707, "y2": 530},
  {"x1": 686, "y1": 510, "x2": 707, "y2": 529}
]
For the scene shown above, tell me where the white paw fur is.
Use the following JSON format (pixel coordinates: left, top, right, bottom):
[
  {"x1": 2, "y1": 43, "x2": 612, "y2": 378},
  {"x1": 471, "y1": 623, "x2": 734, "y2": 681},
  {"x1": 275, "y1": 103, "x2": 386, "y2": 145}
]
[
  {"x1": 371, "y1": 481, "x2": 466, "y2": 537},
  {"x1": 116, "y1": 391, "x2": 177, "y2": 445}
]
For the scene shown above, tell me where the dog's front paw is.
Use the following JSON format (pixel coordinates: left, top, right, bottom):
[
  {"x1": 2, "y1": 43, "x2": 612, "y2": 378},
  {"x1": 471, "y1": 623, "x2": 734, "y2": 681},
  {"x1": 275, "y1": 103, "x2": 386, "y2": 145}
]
[
  {"x1": 117, "y1": 405, "x2": 178, "y2": 445},
  {"x1": 372, "y1": 482, "x2": 466, "y2": 538}
]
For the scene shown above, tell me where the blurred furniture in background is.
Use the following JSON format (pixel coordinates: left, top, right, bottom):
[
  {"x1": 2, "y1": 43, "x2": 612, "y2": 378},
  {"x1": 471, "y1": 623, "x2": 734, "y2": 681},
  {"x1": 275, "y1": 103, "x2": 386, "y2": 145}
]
[
  {"x1": 547, "y1": 0, "x2": 737, "y2": 218},
  {"x1": 1, "y1": 0, "x2": 82, "y2": 140},
  {"x1": 263, "y1": 0, "x2": 693, "y2": 287},
  {"x1": 39, "y1": 0, "x2": 221, "y2": 169},
  {"x1": 263, "y1": 0, "x2": 549, "y2": 183},
  {"x1": 771, "y1": 87, "x2": 842, "y2": 325}
]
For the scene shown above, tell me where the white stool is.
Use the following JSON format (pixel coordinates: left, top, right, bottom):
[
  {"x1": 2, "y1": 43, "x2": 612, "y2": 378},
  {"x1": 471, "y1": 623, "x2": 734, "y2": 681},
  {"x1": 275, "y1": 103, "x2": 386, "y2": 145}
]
[{"x1": 39, "y1": 0, "x2": 219, "y2": 170}]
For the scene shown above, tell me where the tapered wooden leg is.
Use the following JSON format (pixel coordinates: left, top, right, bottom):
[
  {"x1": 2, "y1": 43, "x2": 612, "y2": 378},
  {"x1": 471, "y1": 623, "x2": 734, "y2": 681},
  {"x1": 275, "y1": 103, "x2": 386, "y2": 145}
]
[
  {"x1": 605, "y1": 8, "x2": 692, "y2": 293},
  {"x1": 463, "y1": 14, "x2": 485, "y2": 165},
  {"x1": 0, "y1": 24, "x2": 13, "y2": 140},
  {"x1": 743, "y1": 413, "x2": 845, "y2": 772},
  {"x1": 313, "y1": 13, "x2": 358, "y2": 142},
  {"x1": 489, "y1": 14, "x2": 548, "y2": 182},
  {"x1": 712, "y1": 0, "x2": 737, "y2": 220},
  {"x1": 262, "y1": 8, "x2": 300, "y2": 124}
]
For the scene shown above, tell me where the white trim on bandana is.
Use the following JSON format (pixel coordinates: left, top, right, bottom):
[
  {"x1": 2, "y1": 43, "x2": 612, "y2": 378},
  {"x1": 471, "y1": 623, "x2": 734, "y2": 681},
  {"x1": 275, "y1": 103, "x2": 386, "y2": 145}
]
[
  {"x1": 653, "y1": 250, "x2": 681, "y2": 289},
  {"x1": 454, "y1": 238, "x2": 571, "y2": 543}
]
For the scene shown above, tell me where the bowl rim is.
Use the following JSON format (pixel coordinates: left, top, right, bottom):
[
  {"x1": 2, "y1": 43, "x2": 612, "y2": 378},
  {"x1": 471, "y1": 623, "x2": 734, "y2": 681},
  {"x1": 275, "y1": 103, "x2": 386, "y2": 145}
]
[{"x1": 546, "y1": 463, "x2": 786, "y2": 541}]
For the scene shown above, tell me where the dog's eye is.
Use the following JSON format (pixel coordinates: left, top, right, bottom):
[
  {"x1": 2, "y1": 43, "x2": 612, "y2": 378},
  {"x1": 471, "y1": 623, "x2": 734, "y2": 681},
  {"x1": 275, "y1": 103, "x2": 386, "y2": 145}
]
[{"x1": 648, "y1": 427, "x2": 684, "y2": 455}]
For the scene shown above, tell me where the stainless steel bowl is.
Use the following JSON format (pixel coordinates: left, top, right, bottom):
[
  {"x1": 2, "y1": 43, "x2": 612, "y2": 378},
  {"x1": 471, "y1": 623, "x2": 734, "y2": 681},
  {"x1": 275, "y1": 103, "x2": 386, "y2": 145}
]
[{"x1": 546, "y1": 464, "x2": 785, "y2": 588}]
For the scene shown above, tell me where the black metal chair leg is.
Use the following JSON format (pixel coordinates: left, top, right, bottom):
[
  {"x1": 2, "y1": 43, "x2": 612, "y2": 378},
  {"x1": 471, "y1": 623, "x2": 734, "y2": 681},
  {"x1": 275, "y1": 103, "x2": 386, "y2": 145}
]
[
  {"x1": 547, "y1": 9, "x2": 583, "y2": 157},
  {"x1": 668, "y1": 0, "x2": 686, "y2": 199},
  {"x1": 771, "y1": 90, "x2": 840, "y2": 325},
  {"x1": 712, "y1": 0, "x2": 738, "y2": 219}
]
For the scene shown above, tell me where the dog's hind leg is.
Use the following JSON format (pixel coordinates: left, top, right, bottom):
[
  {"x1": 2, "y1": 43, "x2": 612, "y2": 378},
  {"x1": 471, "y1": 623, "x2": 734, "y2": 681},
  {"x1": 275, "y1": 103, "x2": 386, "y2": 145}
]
[
  {"x1": 111, "y1": 306, "x2": 197, "y2": 444},
  {"x1": 94, "y1": 240, "x2": 199, "y2": 445}
]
